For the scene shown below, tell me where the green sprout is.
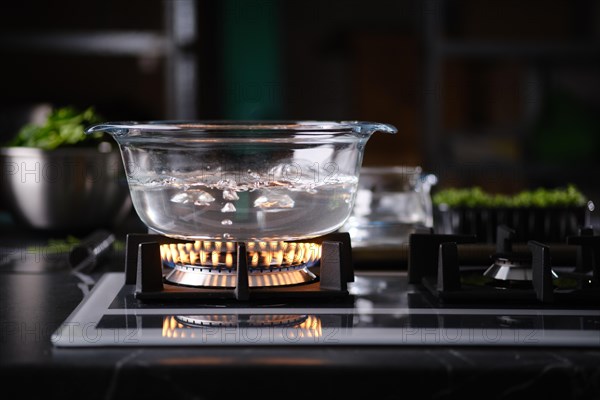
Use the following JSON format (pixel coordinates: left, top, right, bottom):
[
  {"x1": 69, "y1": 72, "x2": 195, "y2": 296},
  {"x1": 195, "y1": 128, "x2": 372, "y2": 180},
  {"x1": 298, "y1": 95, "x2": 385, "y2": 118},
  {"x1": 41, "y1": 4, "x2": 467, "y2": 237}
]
[{"x1": 433, "y1": 184, "x2": 587, "y2": 208}]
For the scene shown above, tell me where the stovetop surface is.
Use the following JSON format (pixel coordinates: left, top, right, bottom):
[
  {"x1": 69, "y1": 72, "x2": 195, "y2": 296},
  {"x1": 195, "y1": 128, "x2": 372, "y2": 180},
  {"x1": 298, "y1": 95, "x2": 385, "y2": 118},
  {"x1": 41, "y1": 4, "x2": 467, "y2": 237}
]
[{"x1": 52, "y1": 270, "x2": 600, "y2": 347}]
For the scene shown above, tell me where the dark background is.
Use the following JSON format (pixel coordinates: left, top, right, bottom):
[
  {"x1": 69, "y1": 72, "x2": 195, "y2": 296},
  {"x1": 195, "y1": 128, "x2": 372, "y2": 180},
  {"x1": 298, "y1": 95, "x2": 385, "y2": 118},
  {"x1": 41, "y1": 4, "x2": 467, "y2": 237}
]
[{"x1": 1, "y1": 0, "x2": 599, "y2": 206}]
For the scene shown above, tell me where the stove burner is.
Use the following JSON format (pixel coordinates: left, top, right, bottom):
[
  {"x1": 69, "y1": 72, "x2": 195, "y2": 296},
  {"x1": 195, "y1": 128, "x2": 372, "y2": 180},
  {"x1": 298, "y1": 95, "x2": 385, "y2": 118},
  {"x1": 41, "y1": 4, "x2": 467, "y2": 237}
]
[
  {"x1": 483, "y1": 256, "x2": 561, "y2": 283},
  {"x1": 160, "y1": 240, "x2": 321, "y2": 288},
  {"x1": 484, "y1": 257, "x2": 534, "y2": 281},
  {"x1": 164, "y1": 263, "x2": 317, "y2": 288},
  {"x1": 483, "y1": 226, "x2": 560, "y2": 283},
  {"x1": 408, "y1": 225, "x2": 600, "y2": 305},
  {"x1": 124, "y1": 232, "x2": 354, "y2": 301}
]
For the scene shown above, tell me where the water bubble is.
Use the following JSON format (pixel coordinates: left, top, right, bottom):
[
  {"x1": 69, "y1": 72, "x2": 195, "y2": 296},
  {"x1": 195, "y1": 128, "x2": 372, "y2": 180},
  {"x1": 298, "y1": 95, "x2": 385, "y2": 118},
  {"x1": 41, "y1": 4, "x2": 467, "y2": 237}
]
[
  {"x1": 223, "y1": 189, "x2": 239, "y2": 201},
  {"x1": 221, "y1": 202, "x2": 237, "y2": 212},
  {"x1": 164, "y1": 176, "x2": 178, "y2": 185},
  {"x1": 145, "y1": 178, "x2": 164, "y2": 187},
  {"x1": 170, "y1": 192, "x2": 192, "y2": 204},
  {"x1": 216, "y1": 179, "x2": 236, "y2": 190},
  {"x1": 221, "y1": 219, "x2": 233, "y2": 225},
  {"x1": 254, "y1": 193, "x2": 295, "y2": 209},
  {"x1": 194, "y1": 191, "x2": 216, "y2": 206}
]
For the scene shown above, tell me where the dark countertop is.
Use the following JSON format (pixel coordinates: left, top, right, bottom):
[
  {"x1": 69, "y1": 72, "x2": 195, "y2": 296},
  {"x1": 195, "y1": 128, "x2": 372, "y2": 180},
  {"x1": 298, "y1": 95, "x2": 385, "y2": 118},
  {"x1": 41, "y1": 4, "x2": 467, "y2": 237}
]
[{"x1": 2, "y1": 219, "x2": 600, "y2": 399}]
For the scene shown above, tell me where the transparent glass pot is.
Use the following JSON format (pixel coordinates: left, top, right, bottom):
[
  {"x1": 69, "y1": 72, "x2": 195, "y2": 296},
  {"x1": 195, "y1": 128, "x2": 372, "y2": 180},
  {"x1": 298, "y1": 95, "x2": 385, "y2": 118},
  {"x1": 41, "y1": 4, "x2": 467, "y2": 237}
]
[
  {"x1": 340, "y1": 166, "x2": 437, "y2": 247},
  {"x1": 86, "y1": 121, "x2": 396, "y2": 241}
]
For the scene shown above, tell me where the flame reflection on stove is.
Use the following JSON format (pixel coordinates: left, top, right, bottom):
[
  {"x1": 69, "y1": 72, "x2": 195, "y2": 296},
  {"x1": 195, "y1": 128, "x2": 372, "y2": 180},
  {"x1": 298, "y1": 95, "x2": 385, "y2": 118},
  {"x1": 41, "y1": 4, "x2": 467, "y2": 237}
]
[
  {"x1": 161, "y1": 315, "x2": 323, "y2": 339},
  {"x1": 160, "y1": 241, "x2": 322, "y2": 269}
]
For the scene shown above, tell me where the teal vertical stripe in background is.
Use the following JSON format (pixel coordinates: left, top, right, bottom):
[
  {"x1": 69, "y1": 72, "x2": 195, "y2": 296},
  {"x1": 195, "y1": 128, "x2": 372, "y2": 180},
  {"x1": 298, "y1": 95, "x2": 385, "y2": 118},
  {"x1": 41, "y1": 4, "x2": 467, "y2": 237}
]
[{"x1": 221, "y1": 0, "x2": 282, "y2": 119}]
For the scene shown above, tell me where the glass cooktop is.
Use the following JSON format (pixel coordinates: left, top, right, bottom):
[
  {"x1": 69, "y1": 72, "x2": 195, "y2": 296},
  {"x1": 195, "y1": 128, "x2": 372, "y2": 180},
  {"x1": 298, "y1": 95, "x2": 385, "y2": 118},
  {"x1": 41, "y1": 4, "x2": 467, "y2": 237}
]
[{"x1": 51, "y1": 271, "x2": 600, "y2": 347}]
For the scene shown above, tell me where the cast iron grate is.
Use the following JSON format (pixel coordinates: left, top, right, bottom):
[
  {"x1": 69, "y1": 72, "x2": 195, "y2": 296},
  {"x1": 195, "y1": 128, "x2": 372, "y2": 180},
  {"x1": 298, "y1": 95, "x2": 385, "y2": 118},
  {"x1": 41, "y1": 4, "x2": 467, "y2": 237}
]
[
  {"x1": 124, "y1": 232, "x2": 354, "y2": 302},
  {"x1": 408, "y1": 225, "x2": 600, "y2": 305}
]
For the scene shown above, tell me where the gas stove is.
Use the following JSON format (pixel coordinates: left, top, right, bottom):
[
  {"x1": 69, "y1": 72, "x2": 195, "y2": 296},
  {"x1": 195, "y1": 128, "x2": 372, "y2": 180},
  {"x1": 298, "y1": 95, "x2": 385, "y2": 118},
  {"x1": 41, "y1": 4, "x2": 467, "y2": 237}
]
[
  {"x1": 51, "y1": 227, "x2": 600, "y2": 347},
  {"x1": 126, "y1": 232, "x2": 353, "y2": 301},
  {"x1": 409, "y1": 225, "x2": 600, "y2": 304}
]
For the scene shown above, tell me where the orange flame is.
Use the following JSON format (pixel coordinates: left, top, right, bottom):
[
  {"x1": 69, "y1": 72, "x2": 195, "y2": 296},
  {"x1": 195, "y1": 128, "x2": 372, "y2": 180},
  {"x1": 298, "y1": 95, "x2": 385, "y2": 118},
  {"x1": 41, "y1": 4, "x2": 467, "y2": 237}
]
[{"x1": 160, "y1": 241, "x2": 322, "y2": 270}]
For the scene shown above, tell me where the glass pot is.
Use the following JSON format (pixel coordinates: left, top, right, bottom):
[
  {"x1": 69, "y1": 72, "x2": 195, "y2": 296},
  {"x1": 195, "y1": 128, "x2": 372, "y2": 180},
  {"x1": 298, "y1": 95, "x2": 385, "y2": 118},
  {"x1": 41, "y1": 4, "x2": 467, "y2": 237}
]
[
  {"x1": 340, "y1": 166, "x2": 438, "y2": 247},
  {"x1": 86, "y1": 121, "x2": 396, "y2": 241}
]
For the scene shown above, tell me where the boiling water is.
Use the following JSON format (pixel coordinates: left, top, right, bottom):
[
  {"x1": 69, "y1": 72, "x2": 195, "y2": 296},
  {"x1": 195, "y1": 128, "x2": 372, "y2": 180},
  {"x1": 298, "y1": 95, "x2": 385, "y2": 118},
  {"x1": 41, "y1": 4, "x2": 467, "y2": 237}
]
[{"x1": 128, "y1": 171, "x2": 358, "y2": 241}]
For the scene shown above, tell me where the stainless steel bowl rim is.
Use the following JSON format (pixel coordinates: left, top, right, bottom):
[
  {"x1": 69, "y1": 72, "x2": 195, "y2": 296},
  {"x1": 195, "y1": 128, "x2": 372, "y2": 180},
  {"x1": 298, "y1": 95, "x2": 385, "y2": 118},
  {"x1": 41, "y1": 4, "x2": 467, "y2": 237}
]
[{"x1": 0, "y1": 143, "x2": 116, "y2": 157}]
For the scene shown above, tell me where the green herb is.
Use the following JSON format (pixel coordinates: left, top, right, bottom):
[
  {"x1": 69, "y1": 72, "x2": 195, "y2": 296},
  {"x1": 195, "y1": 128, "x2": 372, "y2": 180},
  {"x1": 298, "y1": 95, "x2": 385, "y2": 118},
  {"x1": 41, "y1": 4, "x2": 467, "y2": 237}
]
[
  {"x1": 26, "y1": 236, "x2": 81, "y2": 254},
  {"x1": 7, "y1": 106, "x2": 104, "y2": 150},
  {"x1": 433, "y1": 184, "x2": 587, "y2": 208}
]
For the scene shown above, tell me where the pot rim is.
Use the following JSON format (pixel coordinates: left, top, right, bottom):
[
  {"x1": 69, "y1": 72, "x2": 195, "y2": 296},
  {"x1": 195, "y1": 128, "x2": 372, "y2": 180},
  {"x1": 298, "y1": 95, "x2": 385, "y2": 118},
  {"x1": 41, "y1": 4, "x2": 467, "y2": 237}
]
[{"x1": 85, "y1": 120, "x2": 398, "y2": 142}]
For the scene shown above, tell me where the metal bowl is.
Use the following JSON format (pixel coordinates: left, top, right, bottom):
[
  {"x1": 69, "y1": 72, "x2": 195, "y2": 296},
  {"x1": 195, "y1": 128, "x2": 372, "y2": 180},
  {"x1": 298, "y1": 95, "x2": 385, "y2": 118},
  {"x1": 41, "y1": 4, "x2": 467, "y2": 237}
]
[{"x1": 0, "y1": 143, "x2": 132, "y2": 232}]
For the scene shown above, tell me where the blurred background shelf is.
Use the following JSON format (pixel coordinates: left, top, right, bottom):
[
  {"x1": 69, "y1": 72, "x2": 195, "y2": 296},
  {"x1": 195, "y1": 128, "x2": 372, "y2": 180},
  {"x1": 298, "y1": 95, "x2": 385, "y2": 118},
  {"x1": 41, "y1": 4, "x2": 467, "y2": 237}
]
[
  {"x1": 439, "y1": 40, "x2": 600, "y2": 59},
  {"x1": 1, "y1": 0, "x2": 600, "y2": 242},
  {"x1": 423, "y1": 0, "x2": 600, "y2": 203},
  {"x1": 0, "y1": 0, "x2": 199, "y2": 121},
  {"x1": 0, "y1": 31, "x2": 169, "y2": 56}
]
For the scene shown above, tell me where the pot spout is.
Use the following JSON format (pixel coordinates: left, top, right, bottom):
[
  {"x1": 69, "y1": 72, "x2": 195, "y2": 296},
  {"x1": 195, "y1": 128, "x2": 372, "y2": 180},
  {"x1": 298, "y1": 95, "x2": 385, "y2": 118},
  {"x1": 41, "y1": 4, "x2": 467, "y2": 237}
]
[
  {"x1": 344, "y1": 121, "x2": 398, "y2": 138},
  {"x1": 85, "y1": 123, "x2": 127, "y2": 137}
]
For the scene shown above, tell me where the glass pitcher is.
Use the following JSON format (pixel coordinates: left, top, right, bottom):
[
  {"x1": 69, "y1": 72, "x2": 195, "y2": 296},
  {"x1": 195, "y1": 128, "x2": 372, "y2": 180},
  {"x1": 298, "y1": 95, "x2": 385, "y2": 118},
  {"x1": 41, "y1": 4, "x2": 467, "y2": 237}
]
[{"x1": 340, "y1": 166, "x2": 437, "y2": 247}]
